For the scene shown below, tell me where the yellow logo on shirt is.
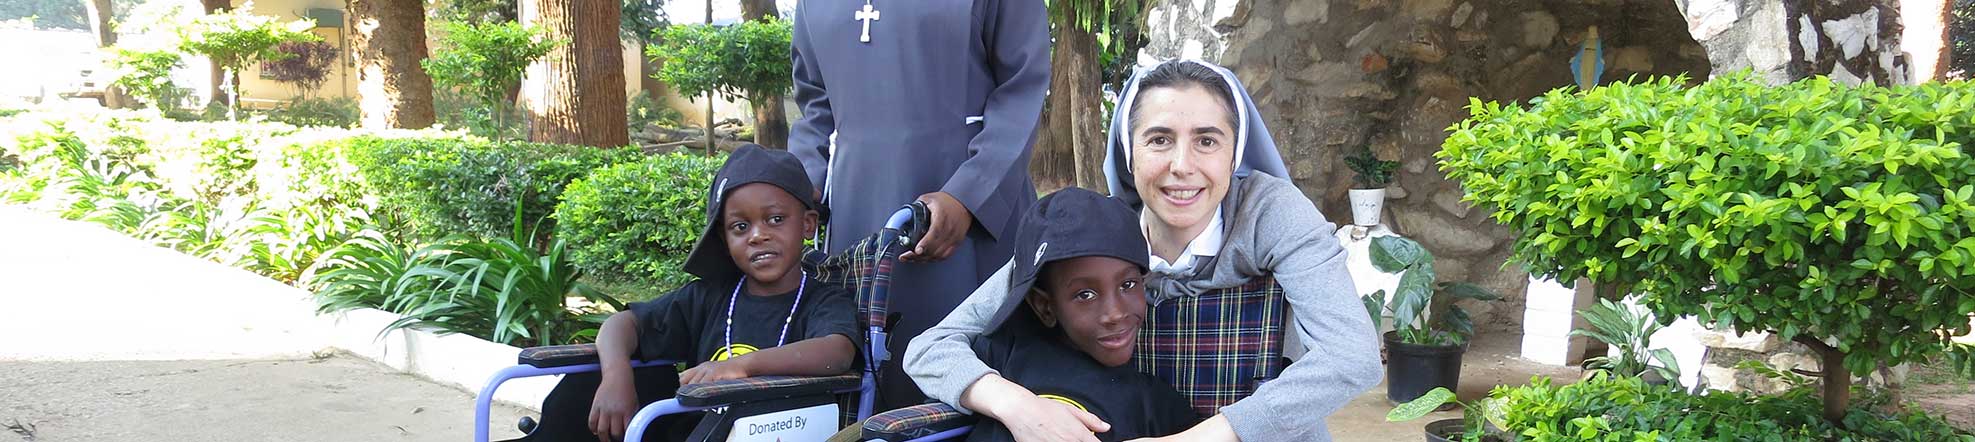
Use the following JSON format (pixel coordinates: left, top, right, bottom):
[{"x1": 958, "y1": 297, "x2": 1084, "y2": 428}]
[
  {"x1": 712, "y1": 344, "x2": 760, "y2": 361},
  {"x1": 1037, "y1": 394, "x2": 1088, "y2": 413}
]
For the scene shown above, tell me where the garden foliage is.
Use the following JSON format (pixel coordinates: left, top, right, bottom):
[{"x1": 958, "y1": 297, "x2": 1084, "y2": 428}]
[
  {"x1": 554, "y1": 152, "x2": 724, "y2": 291},
  {"x1": 333, "y1": 135, "x2": 638, "y2": 244},
  {"x1": 422, "y1": 20, "x2": 559, "y2": 135},
  {"x1": 651, "y1": 20, "x2": 792, "y2": 102},
  {"x1": 1440, "y1": 74, "x2": 1975, "y2": 395}
]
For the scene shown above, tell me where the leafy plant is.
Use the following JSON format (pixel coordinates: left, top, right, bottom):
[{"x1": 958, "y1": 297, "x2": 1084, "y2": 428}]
[
  {"x1": 1440, "y1": 73, "x2": 1975, "y2": 422},
  {"x1": 1361, "y1": 235, "x2": 1501, "y2": 345},
  {"x1": 1344, "y1": 146, "x2": 1399, "y2": 189},
  {"x1": 261, "y1": 40, "x2": 339, "y2": 96},
  {"x1": 1485, "y1": 374, "x2": 1975, "y2": 441},
  {"x1": 175, "y1": 3, "x2": 322, "y2": 120},
  {"x1": 554, "y1": 152, "x2": 724, "y2": 292},
  {"x1": 422, "y1": 21, "x2": 559, "y2": 136},
  {"x1": 258, "y1": 97, "x2": 360, "y2": 128},
  {"x1": 309, "y1": 231, "x2": 444, "y2": 314},
  {"x1": 652, "y1": 20, "x2": 792, "y2": 103},
  {"x1": 1570, "y1": 298, "x2": 1682, "y2": 387},
  {"x1": 1386, "y1": 387, "x2": 1510, "y2": 442},
  {"x1": 106, "y1": 48, "x2": 187, "y2": 110},
  {"x1": 626, "y1": 90, "x2": 683, "y2": 133},
  {"x1": 338, "y1": 135, "x2": 637, "y2": 244}
]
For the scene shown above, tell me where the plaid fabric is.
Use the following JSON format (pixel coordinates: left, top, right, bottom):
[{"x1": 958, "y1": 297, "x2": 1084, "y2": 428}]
[
  {"x1": 812, "y1": 232, "x2": 906, "y2": 328},
  {"x1": 1133, "y1": 277, "x2": 1289, "y2": 417},
  {"x1": 863, "y1": 403, "x2": 971, "y2": 440},
  {"x1": 517, "y1": 344, "x2": 600, "y2": 367},
  {"x1": 676, "y1": 374, "x2": 862, "y2": 403}
]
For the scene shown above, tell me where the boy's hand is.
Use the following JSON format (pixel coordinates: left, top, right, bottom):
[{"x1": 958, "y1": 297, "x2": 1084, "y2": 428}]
[
  {"x1": 588, "y1": 373, "x2": 640, "y2": 442},
  {"x1": 902, "y1": 191, "x2": 970, "y2": 263},
  {"x1": 679, "y1": 359, "x2": 751, "y2": 386}
]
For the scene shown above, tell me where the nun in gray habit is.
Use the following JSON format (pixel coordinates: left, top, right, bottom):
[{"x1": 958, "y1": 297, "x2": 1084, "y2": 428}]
[{"x1": 788, "y1": 0, "x2": 1051, "y2": 410}]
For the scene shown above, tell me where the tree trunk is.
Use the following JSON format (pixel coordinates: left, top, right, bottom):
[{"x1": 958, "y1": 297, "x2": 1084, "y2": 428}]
[
  {"x1": 1795, "y1": 336, "x2": 1851, "y2": 424},
  {"x1": 1059, "y1": 24, "x2": 1105, "y2": 190},
  {"x1": 349, "y1": 0, "x2": 437, "y2": 129},
  {"x1": 740, "y1": 0, "x2": 788, "y2": 148},
  {"x1": 350, "y1": 0, "x2": 437, "y2": 128},
  {"x1": 83, "y1": 0, "x2": 133, "y2": 109},
  {"x1": 529, "y1": 0, "x2": 629, "y2": 147},
  {"x1": 202, "y1": 0, "x2": 231, "y2": 108},
  {"x1": 1032, "y1": 1, "x2": 1107, "y2": 191}
]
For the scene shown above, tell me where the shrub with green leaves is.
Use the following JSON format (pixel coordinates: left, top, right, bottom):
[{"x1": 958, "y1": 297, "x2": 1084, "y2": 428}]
[
  {"x1": 1483, "y1": 374, "x2": 1974, "y2": 441},
  {"x1": 175, "y1": 3, "x2": 321, "y2": 120},
  {"x1": 652, "y1": 20, "x2": 792, "y2": 102},
  {"x1": 422, "y1": 21, "x2": 559, "y2": 135},
  {"x1": 257, "y1": 97, "x2": 360, "y2": 128},
  {"x1": 554, "y1": 152, "x2": 725, "y2": 292},
  {"x1": 1440, "y1": 73, "x2": 1975, "y2": 421},
  {"x1": 107, "y1": 48, "x2": 187, "y2": 110},
  {"x1": 336, "y1": 135, "x2": 638, "y2": 243}
]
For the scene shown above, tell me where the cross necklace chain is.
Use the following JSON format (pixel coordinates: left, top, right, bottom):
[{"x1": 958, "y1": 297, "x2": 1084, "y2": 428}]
[{"x1": 854, "y1": 0, "x2": 880, "y2": 43}]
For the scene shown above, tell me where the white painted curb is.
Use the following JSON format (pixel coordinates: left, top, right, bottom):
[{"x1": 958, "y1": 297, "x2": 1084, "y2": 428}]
[{"x1": 321, "y1": 308, "x2": 558, "y2": 412}]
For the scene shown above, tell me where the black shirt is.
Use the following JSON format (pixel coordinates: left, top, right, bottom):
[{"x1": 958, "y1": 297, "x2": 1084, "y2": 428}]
[
  {"x1": 965, "y1": 309, "x2": 1200, "y2": 442},
  {"x1": 626, "y1": 276, "x2": 858, "y2": 365}
]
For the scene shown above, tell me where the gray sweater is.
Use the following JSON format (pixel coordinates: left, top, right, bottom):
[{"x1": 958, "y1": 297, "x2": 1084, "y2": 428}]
[{"x1": 903, "y1": 173, "x2": 1383, "y2": 442}]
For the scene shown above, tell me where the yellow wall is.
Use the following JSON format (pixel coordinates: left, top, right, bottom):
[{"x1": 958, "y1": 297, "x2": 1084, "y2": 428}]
[{"x1": 233, "y1": 0, "x2": 356, "y2": 108}]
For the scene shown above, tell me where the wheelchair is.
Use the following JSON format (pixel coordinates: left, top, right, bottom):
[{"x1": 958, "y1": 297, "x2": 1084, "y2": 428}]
[
  {"x1": 473, "y1": 204, "x2": 931, "y2": 442},
  {"x1": 858, "y1": 277, "x2": 1292, "y2": 442}
]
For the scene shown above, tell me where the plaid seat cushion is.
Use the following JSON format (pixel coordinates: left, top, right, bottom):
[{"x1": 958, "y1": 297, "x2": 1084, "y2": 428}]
[
  {"x1": 862, "y1": 403, "x2": 973, "y2": 441},
  {"x1": 675, "y1": 373, "x2": 863, "y2": 407},
  {"x1": 517, "y1": 344, "x2": 601, "y2": 368},
  {"x1": 1133, "y1": 276, "x2": 1289, "y2": 417}
]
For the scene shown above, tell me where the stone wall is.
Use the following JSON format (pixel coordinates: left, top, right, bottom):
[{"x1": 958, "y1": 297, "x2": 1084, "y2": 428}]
[{"x1": 1140, "y1": 0, "x2": 1712, "y2": 331}]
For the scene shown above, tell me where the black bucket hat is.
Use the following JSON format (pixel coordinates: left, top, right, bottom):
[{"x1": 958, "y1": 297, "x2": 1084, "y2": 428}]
[
  {"x1": 682, "y1": 144, "x2": 828, "y2": 282},
  {"x1": 1006, "y1": 188, "x2": 1150, "y2": 299}
]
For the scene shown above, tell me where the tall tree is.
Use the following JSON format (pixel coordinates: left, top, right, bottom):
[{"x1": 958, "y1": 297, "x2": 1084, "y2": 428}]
[
  {"x1": 200, "y1": 0, "x2": 229, "y2": 107},
  {"x1": 529, "y1": 0, "x2": 629, "y2": 147},
  {"x1": 740, "y1": 0, "x2": 787, "y2": 148},
  {"x1": 622, "y1": 0, "x2": 670, "y2": 109},
  {"x1": 82, "y1": 0, "x2": 132, "y2": 108},
  {"x1": 1030, "y1": 0, "x2": 1143, "y2": 192},
  {"x1": 350, "y1": 0, "x2": 437, "y2": 128}
]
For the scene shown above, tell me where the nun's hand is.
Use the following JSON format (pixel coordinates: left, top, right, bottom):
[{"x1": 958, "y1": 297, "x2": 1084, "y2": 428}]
[{"x1": 903, "y1": 191, "x2": 970, "y2": 263}]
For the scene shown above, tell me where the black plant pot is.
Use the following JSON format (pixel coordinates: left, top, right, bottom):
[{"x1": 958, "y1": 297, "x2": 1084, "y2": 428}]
[
  {"x1": 1423, "y1": 418, "x2": 1464, "y2": 442},
  {"x1": 1385, "y1": 331, "x2": 1468, "y2": 405}
]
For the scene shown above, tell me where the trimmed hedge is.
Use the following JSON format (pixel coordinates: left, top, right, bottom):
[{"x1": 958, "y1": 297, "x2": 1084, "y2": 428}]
[
  {"x1": 335, "y1": 136, "x2": 641, "y2": 244},
  {"x1": 555, "y1": 152, "x2": 726, "y2": 292}
]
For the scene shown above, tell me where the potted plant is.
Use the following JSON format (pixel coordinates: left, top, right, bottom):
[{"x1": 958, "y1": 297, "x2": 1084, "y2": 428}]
[
  {"x1": 1362, "y1": 236, "x2": 1500, "y2": 405},
  {"x1": 1571, "y1": 298, "x2": 1683, "y2": 387},
  {"x1": 1386, "y1": 387, "x2": 1513, "y2": 442},
  {"x1": 1344, "y1": 146, "x2": 1399, "y2": 226}
]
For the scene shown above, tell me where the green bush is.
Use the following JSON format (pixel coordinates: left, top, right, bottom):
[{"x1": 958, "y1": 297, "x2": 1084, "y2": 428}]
[
  {"x1": 1440, "y1": 74, "x2": 1975, "y2": 419},
  {"x1": 554, "y1": 152, "x2": 725, "y2": 292},
  {"x1": 1487, "y1": 375, "x2": 1973, "y2": 441},
  {"x1": 107, "y1": 48, "x2": 187, "y2": 110},
  {"x1": 175, "y1": 5, "x2": 321, "y2": 120},
  {"x1": 337, "y1": 135, "x2": 639, "y2": 243},
  {"x1": 652, "y1": 20, "x2": 792, "y2": 102},
  {"x1": 257, "y1": 97, "x2": 360, "y2": 128},
  {"x1": 423, "y1": 20, "x2": 558, "y2": 136}
]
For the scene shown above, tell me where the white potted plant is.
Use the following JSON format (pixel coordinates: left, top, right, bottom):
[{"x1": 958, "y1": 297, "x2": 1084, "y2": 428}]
[{"x1": 1344, "y1": 147, "x2": 1399, "y2": 226}]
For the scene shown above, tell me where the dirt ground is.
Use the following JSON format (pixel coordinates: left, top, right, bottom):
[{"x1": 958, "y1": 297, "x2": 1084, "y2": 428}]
[{"x1": 0, "y1": 355, "x2": 535, "y2": 442}]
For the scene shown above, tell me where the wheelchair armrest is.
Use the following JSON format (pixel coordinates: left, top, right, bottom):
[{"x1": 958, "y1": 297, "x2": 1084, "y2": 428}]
[
  {"x1": 862, "y1": 403, "x2": 974, "y2": 441},
  {"x1": 674, "y1": 373, "x2": 862, "y2": 408},
  {"x1": 516, "y1": 344, "x2": 604, "y2": 368}
]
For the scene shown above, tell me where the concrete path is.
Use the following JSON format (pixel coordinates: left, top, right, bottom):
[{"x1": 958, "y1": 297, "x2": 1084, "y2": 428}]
[{"x1": 1, "y1": 357, "x2": 533, "y2": 442}]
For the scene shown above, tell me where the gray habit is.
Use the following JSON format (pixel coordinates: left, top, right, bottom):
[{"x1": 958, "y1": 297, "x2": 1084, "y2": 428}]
[{"x1": 789, "y1": 0, "x2": 1049, "y2": 409}]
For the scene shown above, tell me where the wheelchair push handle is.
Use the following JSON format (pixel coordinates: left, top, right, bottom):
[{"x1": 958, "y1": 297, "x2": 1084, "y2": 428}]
[{"x1": 885, "y1": 201, "x2": 931, "y2": 248}]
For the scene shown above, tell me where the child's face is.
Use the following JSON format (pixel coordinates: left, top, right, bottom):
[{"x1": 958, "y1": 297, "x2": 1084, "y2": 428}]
[
  {"x1": 722, "y1": 183, "x2": 818, "y2": 293},
  {"x1": 1025, "y1": 256, "x2": 1148, "y2": 367}
]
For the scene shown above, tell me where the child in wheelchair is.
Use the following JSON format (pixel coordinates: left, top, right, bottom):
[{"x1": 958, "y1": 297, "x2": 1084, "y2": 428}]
[
  {"x1": 521, "y1": 145, "x2": 859, "y2": 442},
  {"x1": 960, "y1": 188, "x2": 1199, "y2": 442}
]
